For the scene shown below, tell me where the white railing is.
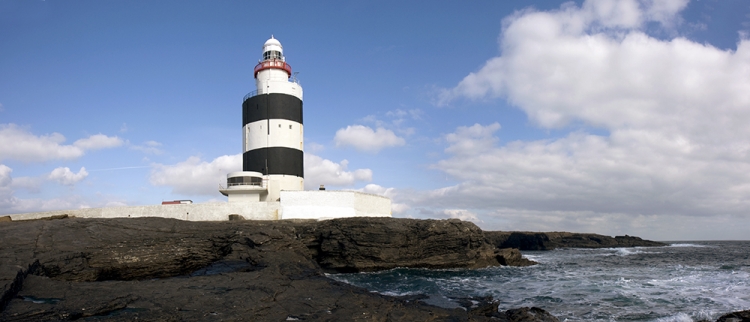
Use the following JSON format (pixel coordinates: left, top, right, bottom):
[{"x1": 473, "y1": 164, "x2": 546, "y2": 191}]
[{"x1": 219, "y1": 178, "x2": 268, "y2": 190}]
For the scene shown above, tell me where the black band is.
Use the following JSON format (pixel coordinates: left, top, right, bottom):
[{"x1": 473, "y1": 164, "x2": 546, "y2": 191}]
[
  {"x1": 243, "y1": 93, "x2": 303, "y2": 126},
  {"x1": 243, "y1": 147, "x2": 304, "y2": 178}
]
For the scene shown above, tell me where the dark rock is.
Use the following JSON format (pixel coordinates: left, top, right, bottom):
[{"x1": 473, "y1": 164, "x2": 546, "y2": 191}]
[
  {"x1": 227, "y1": 214, "x2": 244, "y2": 221},
  {"x1": 0, "y1": 216, "x2": 11, "y2": 222},
  {"x1": 41, "y1": 214, "x2": 69, "y2": 220},
  {"x1": 0, "y1": 217, "x2": 546, "y2": 321},
  {"x1": 496, "y1": 307, "x2": 561, "y2": 322},
  {"x1": 485, "y1": 231, "x2": 665, "y2": 250},
  {"x1": 293, "y1": 217, "x2": 513, "y2": 272},
  {"x1": 496, "y1": 248, "x2": 536, "y2": 267},
  {"x1": 716, "y1": 310, "x2": 750, "y2": 322}
]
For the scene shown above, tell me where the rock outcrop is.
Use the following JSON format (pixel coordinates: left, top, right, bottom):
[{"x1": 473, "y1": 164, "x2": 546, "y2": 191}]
[
  {"x1": 485, "y1": 231, "x2": 666, "y2": 251},
  {"x1": 716, "y1": 310, "x2": 750, "y2": 322},
  {"x1": 0, "y1": 217, "x2": 546, "y2": 321},
  {"x1": 295, "y1": 217, "x2": 535, "y2": 272}
]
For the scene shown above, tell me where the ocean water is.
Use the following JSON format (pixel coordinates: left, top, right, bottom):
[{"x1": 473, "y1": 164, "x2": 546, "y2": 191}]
[{"x1": 328, "y1": 241, "x2": 750, "y2": 322}]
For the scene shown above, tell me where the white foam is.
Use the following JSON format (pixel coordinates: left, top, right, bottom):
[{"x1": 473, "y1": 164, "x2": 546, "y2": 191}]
[
  {"x1": 654, "y1": 312, "x2": 694, "y2": 322},
  {"x1": 668, "y1": 243, "x2": 709, "y2": 248}
]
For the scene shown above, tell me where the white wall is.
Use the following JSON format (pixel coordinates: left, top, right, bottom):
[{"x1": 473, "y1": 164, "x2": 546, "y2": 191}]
[
  {"x1": 8, "y1": 202, "x2": 281, "y2": 222},
  {"x1": 8, "y1": 191, "x2": 392, "y2": 222},
  {"x1": 280, "y1": 190, "x2": 391, "y2": 220},
  {"x1": 245, "y1": 120, "x2": 303, "y2": 151},
  {"x1": 256, "y1": 69, "x2": 303, "y2": 100}
]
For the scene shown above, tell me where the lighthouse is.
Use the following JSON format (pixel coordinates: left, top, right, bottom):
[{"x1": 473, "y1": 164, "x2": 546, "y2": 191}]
[
  {"x1": 221, "y1": 36, "x2": 304, "y2": 203},
  {"x1": 12, "y1": 37, "x2": 392, "y2": 221}
]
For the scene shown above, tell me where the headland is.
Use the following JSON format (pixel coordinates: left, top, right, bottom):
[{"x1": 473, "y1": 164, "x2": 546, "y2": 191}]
[{"x1": 1, "y1": 215, "x2": 716, "y2": 321}]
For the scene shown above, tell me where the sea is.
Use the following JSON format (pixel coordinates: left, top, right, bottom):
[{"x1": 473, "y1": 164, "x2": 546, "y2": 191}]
[{"x1": 328, "y1": 241, "x2": 750, "y2": 322}]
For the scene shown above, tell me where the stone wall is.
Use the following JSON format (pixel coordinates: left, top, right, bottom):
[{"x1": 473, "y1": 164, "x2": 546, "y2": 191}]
[{"x1": 8, "y1": 202, "x2": 281, "y2": 222}]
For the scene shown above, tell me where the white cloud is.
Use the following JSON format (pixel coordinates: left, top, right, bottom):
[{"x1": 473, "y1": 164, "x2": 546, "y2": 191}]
[
  {"x1": 306, "y1": 142, "x2": 325, "y2": 154},
  {"x1": 427, "y1": 124, "x2": 750, "y2": 218},
  {"x1": 0, "y1": 124, "x2": 123, "y2": 162},
  {"x1": 356, "y1": 183, "x2": 408, "y2": 214},
  {"x1": 150, "y1": 154, "x2": 241, "y2": 196},
  {"x1": 304, "y1": 154, "x2": 372, "y2": 189},
  {"x1": 48, "y1": 167, "x2": 89, "y2": 186},
  {"x1": 0, "y1": 165, "x2": 13, "y2": 208},
  {"x1": 148, "y1": 153, "x2": 373, "y2": 196},
  {"x1": 423, "y1": 0, "x2": 750, "y2": 239},
  {"x1": 0, "y1": 165, "x2": 11, "y2": 187},
  {"x1": 9, "y1": 176, "x2": 42, "y2": 193},
  {"x1": 0, "y1": 163, "x2": 127, "y2": 215},
  {"x1": 73, "y1": 134, "x2": 123, "y2": 150},
  {"x1": 444, "y1": 123, "x2": 501, "y2": 155},
  {"x1": 130, "y1": 140, "x2": 164, "y2": 155},
  {"x1": 334, "y1": 125, "x2": 405, "y2": 153},
  {"x1": 442, "y1": 209, "x2": 481, "y2": 223}
]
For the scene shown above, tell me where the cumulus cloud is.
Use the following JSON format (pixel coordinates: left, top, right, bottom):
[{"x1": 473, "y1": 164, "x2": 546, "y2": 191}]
[
  {"x1": 356, "y1": 183, "x2": 409, "y2": 214},
  {"x1": 0, "y1": 164, "x2": 122, "y2": 215},
  {"x1": 427, "y1": 124, "x2": 750, "y2": 218},
  {"x1": 304, "y1": 154, "x2": 372, "y2": 189},
  {"x1": 445, "y1": 123, "x2": 501, "y2": 155},
  {"x1": 150, "y1": 154, "x2": 241, "y2": 196},
  {"x1": 442, "y1": 209, "x2": 481, "y2": 223},
  {"x1": 73, "y1": 134, "x2": 123, "y2": 150},
  {"x1": 334, "y1": 125, "x2": 405, "y2": 153},
  {"x1": 423, "y1": 0, "x2": 750, "y2": 238},
  {"x1": 0, "y1": 165, "x2": 13, "y2": 207},
  {"x1": 0, "y1": 124, "x2": 123, "y2": 162},
  {"x1": 48, "y1": 167, "x2": 89, "y2": 186},
  {"x1": 149, "y1": 153, "x2": 374, "y2": 196}
]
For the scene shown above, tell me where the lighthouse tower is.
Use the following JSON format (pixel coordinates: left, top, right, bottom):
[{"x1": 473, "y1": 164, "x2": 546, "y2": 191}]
[{"x1": 221, "y1": 36, "x2": 304, "y2": 203}]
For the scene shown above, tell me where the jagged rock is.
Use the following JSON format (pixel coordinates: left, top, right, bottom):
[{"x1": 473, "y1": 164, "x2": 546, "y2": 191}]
[
  {"x1": 0, "y1": 217, "x2": 543, "y2": 321},
  {"x1": 497, "y1": 307, "x2": 561, "y2": 322},
  {"x1": 495, "y1": 248, "x2": 536, "y2": 267},
  {"x1": 485, "y1": 231, "x2": 665, "y2": 250},
  {"x1": 716, "y1": 310, "x2": 750, "y2": 322},
  {"x1": 294, "y1": 217, "x2": 510, "y2": 272}
]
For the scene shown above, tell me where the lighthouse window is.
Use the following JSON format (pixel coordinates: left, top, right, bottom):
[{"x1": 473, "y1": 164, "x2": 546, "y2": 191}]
[
  {"x1": 289, "y1": 125, "x2": 292, "y2": 129},
  {"x1": 263, "y1": 51, "x2": 282, "y2": 60}
]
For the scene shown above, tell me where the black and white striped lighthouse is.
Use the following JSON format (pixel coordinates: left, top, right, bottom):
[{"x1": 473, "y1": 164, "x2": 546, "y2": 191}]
[{"x1": 221, "y1": 36, "x2": 304, "y2": 203}]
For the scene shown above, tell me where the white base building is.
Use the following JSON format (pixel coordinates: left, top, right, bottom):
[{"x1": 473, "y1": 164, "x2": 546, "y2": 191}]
[{"x1": 8, "y1": 190, "x2": 391, "y2": 222}]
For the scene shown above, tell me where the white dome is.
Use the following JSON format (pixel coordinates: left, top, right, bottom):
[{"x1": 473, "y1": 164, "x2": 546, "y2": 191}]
[
  {"x1": 264, "y1": 37, "x2": 281, "y2": 47},
  {"x1": 263, "y1": 36, "x2": 283, "y2": 54}
]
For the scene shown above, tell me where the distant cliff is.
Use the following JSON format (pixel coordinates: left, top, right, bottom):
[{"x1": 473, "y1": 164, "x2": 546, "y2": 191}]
[{"x1": 484, "y1": 231, "x2": 666, "y2": 251}]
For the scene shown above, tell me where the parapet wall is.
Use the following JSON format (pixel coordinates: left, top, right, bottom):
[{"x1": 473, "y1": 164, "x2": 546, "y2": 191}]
[
  {"x1": 280, "y1": 190, "x2": 391, "y2": 220},
  {"x1": 7, "y1": 191, "x2": 392, "y2": 222},
  {"x1": 8, "y1": 202, "x2": 281, "y2": 222}
]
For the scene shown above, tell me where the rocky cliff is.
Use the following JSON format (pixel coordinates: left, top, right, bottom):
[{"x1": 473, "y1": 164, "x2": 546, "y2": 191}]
[
  {"x1": 0, "y1": 217, "x2": 541, "y2": 321},
  {"x1": 485, "y1": 231, "x2": 666, "y2": 251}
]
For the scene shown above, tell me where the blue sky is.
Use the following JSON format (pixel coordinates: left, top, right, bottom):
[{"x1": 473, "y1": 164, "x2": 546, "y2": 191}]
[{"x1": 2, "y1": 0, "x2": 750, "y2": 240}]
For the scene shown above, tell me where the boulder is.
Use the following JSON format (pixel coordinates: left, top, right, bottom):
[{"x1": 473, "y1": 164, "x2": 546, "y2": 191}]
[{"x1": 716, "y1": 310, "x2": 750, "y2": 322}]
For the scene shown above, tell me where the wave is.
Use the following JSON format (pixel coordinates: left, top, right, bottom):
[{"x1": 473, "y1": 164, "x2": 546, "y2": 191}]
[
  {"x1": 668, "y1": 243, "x2": 710, "y2": 248},
  {"x1": 653, "y1": 312, "x2": 696, "y2": 322}
]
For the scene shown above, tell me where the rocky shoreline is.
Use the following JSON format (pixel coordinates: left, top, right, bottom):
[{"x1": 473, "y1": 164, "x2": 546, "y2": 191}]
[
  {"x1": 484, "y1": 231, "x2": 667, "y2": 250},
  {"x1": 0, "y1": 216, "x2": 743, "y2": 321}
]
